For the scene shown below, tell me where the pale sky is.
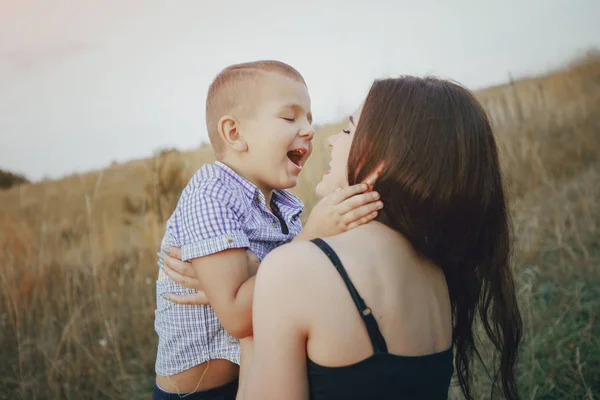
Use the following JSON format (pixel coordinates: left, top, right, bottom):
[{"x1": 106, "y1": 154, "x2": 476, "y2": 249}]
[{"x1": 1, "y1": 0, "x2": 599, "y2": 181}]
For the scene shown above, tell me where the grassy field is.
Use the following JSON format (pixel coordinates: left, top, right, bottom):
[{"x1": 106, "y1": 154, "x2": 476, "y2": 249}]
[{"x1": 1, "y1": 54, "x2": 599, "y2": 399}]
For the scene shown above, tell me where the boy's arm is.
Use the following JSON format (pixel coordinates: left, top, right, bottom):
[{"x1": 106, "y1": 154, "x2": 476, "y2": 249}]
[
  {"x1": 171, "y1": 178, "x2": 256, "y2": 337},
  {"x1": 160, "y1": 249, "x2": 258, "y2": 301},
  {"x1": 191, "y1": 248, "x2": 256, "y2": 339}
]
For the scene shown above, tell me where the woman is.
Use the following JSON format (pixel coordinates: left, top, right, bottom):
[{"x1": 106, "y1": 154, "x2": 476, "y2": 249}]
[{"x1": 164, "y1": 76, "x2": 523, "y2": 399}]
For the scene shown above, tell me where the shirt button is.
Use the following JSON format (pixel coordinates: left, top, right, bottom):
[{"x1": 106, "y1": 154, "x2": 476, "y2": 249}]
[
  {"x1": 272, "y1": 221, "x2": 278, "y2": 228},
  {"x1": 224, "y1": 235, "x2": 233, "y2": 244}
]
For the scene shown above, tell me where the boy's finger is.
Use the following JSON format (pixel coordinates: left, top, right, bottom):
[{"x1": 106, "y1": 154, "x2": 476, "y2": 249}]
[
  {"x1": 347, "y1": 211, "x2": 379, "y2": 230},
  {"x1": 361, "y1": 162, "x2": 384, "y2": 189},
  {"x1": 163, "y1": 292, "x2": 210, "y2": 306},
  {"x1": 337, "y1": 191, "x2": 380, "y2": 215},
  {"x1": 361, "y1": 171, "x2": 379, "y2": 189},
  {"x1": 341, "y1": 200, "x2": 383, "y2": 226},
  {"x1": 330, "y1": 183, "x2": 369, "y2": 204}
]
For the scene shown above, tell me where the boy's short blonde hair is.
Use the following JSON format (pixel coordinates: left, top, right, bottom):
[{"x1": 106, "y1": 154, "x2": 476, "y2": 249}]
[{"x1": 205, "y1": 60, "x2": 307, "y2": 157}]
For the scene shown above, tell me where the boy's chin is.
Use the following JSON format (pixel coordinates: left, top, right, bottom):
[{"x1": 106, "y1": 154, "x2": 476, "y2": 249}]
[
  {"x1": 284, "y1": 176, "x2": 300, "y2": 189},
  {"x1": 271, "y1": 176, "x2": 299, "y2": 190}
]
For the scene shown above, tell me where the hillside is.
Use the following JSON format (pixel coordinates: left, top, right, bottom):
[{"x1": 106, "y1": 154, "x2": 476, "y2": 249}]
[{"x1": 1, "y1": 55, "x2": 599, "y2": 399}]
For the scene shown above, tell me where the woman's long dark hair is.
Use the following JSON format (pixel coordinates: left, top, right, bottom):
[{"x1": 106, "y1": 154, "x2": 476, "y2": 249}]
[{"x1": 348, "y1": 77, "x2": 523, "y2": 399}]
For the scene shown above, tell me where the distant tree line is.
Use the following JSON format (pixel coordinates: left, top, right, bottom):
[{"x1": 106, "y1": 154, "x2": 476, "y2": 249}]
[{"x1": 0, "y1": 169, "x2": 29, "y2": 190}]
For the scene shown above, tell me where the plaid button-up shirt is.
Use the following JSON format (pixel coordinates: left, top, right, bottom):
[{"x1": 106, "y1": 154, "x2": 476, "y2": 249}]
[{"x1": 154, "y1": 161, "x2": 304, "y2": 376}]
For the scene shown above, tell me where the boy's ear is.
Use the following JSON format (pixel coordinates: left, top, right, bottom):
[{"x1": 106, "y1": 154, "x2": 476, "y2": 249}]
[
  {"x1": 363, "y1": 161, "x2": 384, "y2": 190},
  {"x1": 218, "y1": 115, "x2": 248, "y2": 153}
]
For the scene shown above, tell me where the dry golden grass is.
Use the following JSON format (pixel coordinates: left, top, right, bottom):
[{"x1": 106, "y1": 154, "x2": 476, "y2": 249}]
[{"x1": 1, "y1": 54, "x2": 599, "y2": 399}]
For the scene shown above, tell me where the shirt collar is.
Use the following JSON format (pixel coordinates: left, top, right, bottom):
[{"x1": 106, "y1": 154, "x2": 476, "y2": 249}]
[
  {"x1": 214, "y1": 161, "x2": 304, "y2": 214},
  {"x1": 214, "y1": 161, "x2": 258, "y2": 202}
]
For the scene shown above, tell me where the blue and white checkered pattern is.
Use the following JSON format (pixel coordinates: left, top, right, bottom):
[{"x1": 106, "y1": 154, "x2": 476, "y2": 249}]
[{"x1": 154, "y1": 161, "x2": 304, "y2": 376}]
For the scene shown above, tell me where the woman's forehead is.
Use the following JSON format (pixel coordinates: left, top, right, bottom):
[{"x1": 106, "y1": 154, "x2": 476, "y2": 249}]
[{"x1": 350, "y1": 104, "x2": 363, "y2": 124}]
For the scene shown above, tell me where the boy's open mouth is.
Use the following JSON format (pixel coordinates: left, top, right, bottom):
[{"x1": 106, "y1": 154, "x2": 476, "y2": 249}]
[{"x1": 287, "y1": 148, "x2": 307, "y2": 169}]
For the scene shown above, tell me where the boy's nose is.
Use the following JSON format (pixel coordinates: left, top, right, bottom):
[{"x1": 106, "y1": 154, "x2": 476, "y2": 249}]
[{"x1": 300, "y1": 127, "x2": 315, "y2": 141}]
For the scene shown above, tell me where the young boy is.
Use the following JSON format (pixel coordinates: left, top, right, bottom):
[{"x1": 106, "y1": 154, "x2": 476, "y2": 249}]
[{"x1": 153, "y1": 60, "x2": 381, "y2": 399}]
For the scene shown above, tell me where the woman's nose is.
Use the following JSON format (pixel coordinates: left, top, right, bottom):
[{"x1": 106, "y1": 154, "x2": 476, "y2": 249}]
[{"x1": 327, "y1": 132, "x2": 341, "y2": 146}]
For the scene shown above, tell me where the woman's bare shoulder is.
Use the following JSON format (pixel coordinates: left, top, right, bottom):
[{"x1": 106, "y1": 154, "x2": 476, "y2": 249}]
[
  {"x1": 259, "y1": 239, "x2": 330, "y2": 276},
  {"x1": 253, "y1": 239, "x2": 342, "y2": 323}
]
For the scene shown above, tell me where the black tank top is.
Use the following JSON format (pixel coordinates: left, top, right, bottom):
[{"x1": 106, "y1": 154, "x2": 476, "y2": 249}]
[{"x1": 307, "y1": 238, "x2": 454, "y2": 400}]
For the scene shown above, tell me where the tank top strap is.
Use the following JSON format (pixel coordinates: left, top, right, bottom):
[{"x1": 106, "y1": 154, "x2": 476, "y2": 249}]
[{"x1": 311, "y1": 238, "x2": 388, "y2": 354}]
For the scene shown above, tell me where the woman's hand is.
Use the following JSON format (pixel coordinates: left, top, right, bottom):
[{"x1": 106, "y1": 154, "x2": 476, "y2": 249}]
[
  {"x1": 159, "y1": 246, "x2": 209, "y2": 305},
  {"x1": 159, "y1": 247, "x2": 260, "y2": 305}
]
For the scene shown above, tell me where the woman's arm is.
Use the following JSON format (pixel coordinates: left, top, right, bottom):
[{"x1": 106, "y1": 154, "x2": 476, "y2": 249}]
[{"x1": 241, "y1": 245, "x2": 311, "y2": 400}]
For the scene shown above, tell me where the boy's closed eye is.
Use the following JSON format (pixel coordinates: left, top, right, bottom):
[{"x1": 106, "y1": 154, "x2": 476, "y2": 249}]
[{"x1": 278, "y1": 103, "x2": 313, "y2": 125}]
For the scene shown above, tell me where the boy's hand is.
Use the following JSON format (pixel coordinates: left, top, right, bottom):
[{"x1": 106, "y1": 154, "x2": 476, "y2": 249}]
[
  {"x1": 160, "y1": 247, "x2": 260, "y2": 306},
  {"x1": 298, "y1": 183, "x2": 383, "y2": 241}
]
